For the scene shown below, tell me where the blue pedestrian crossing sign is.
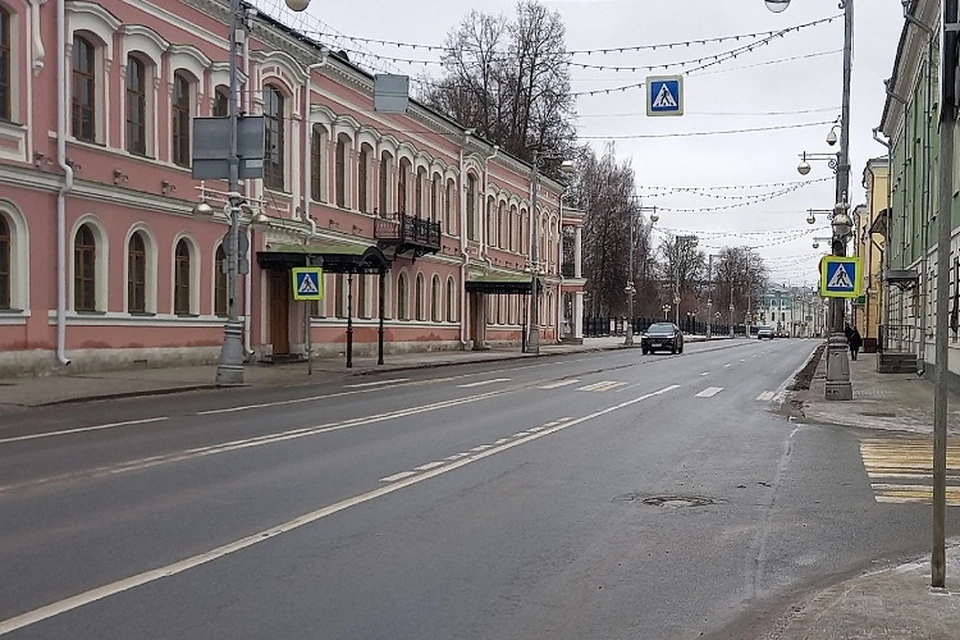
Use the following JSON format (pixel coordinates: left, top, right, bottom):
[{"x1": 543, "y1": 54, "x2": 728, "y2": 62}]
[
  {"x1": 292, "y1": 267, "x2": 324, "y2": 301},
  {"x1": 819, "y1": 256, "x2": 861, "y2": 298},
  {"x1": 646, "y1": 75, "x2": 684, "y2": 116}
]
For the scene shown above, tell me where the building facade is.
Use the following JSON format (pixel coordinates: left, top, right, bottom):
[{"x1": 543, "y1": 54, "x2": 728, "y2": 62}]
[
  {"x1": 880, "y1": 0, "x2": 956, "y2": 374},
  {"x1": 851, "y1": 157, "x2": 889, "y2": 348},
  {"x1": 758, "y1": 286, "x2": 824, "y2": 338},
  {"x1": 0, "y1": 0, "x2": 585, "y2": 375}
]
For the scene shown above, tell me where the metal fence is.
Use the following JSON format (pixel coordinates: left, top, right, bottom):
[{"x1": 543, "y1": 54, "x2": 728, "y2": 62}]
[{"x1": 582, "y1": 316, "x2": 743, "y2": 338}]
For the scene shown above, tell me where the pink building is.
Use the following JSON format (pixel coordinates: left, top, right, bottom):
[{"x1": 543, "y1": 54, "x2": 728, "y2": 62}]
[{"x1": 0, "y1": 0, "x2": 585, "y2": 375}]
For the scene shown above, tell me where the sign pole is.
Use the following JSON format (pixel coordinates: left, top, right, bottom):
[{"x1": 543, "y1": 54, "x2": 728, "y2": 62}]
[{"x1": 305, "y1": 257, "x2": 313, "y2": 376}]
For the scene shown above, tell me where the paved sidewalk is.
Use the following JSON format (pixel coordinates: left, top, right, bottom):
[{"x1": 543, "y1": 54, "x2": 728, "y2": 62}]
[
  {"x1": 0, "y1": 335, "x2": 724, "y2": 410},
  {"x1": 795, "y1": 351, "x2": 960, "y2": 436},
  {"x1": 763, "y1": 543, "x2": 960, "y2": 639}
]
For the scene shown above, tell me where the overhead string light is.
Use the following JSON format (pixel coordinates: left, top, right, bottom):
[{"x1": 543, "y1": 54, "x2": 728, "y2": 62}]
[
  {"x1": 654, "y1": 181, "x2": 824, "y2": 213},
  {"x1": 636, "y1": 176, "x2": 832, "y2": 200},
  {"x1": 578, "y1": 119, "x2": 834, "y2": 139},
  {"x1": 304, "y1": 15, "x2": 838, "y2": 56}
]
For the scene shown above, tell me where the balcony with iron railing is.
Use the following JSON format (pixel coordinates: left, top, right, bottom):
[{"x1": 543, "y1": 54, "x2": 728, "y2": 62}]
[{"x1": 374, "y1": 212, "x2": 442, "y2": 257}]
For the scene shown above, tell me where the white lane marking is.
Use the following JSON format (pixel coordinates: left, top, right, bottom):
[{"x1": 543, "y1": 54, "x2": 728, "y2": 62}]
[
  {"x1": 577, "y1": 381, "x2": 627, "y2": 393},
  {"x1": 494, "y1": 438, "x2": 511, "y2": 445},
  {"x1": 700, "y1": 372, "x2": 710, "y2": 377},
  {"x1": 0, "y1": 417, "x2": 169, "y2": 445},
  {"x1": 444, "y1": 453, "x2": 468, "y2": 461},
  {"x1": 514, "y1": 431, "x2": 532, "y2": 437},
  {"x1": 469, "y1": 445, "x2": 493, "y2": 452},
  {"x1": 457, "y1": 378, "x2": 511, "y2": 388},
  {"x1": 542, "y1": 421, "x2": 561, "y2": 428},
  {"x1": 344, "y1": 378, "x2": 409, "y2": 389},
  {"x1": 537, "y1": 379, "x2": 580, "y2": 390},
  {"x1": 0, "y1": 384, "x2": 681, "y2": 637},
  {"x1": 414, "y1": 461, "x2": 446, "y2": 472},
  {"x1": 740, "y1": 359, "x2": 746, "y2": 362},
  {"x1": 756, "y1": 391, "x2": 776, "y2": 402},
  {"x1": 752, "y1": 354, "x2": 759, "y2": 358},
  {"x1": 695, "y1": 387, "x2": 724, "y2": 398},
  {"x1": 379, "y1": 471, "x2": 416, "y2": 483},
  {"x1": 724, "y1": 363, "x2": 732, "y2": 368},
  {"x1": 0, "y1": 387, "x2": 516, "y2": 495}
]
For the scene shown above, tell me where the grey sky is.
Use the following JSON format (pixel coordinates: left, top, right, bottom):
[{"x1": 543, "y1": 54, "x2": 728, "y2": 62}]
[{"x1": 259, "y1": 0, "x2": 904, "y2": 286}]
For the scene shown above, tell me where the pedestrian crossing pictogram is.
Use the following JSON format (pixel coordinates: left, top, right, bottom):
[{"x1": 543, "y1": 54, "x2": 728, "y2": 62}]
[
  {"x1": 819, "y1": 256, "x2": 861, "y2": 298},
  {"x1": 291, "y1": 267, "x2": 324, "y2": 301},
  {"x1": 646, "y1": 75, "x2": 684, "y2": 116},
  {"x1": 826, "y1": 263, "x2": 853, "y2": 290},
  {"x1": 652, "y1": 84, "x2": 678, "y2": 109}
]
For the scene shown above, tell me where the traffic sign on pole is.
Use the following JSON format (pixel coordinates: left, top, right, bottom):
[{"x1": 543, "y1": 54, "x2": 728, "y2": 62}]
[
  {"x1": 819, "y1": 256, "x2": 861, "y2": 298},
  {"x1": 646, "y1": 75, "x2": 684, "y2": 116},
  {"x1": 292, "y1": 267, "x2": 324, "y2": 301}
]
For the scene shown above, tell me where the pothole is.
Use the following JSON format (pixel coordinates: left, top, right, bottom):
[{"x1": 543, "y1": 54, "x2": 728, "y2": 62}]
[{"x1": 614, "y1": 493, "x2": 718, "y2": 508}]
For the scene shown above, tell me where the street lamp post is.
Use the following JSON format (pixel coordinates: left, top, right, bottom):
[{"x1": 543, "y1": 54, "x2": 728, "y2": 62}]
[
  {"x1": 770, "y1": 0, "x2": 854, "y2": 401},
  {"x1": 625, "y1": 205, "x2": 658, "y2": 346},
  {"x1": 527, "y1": 150, "x2": 574, "y2": 354},
  {"x1": 214, "y1": 0, "x2": 312, "y2": 386}
]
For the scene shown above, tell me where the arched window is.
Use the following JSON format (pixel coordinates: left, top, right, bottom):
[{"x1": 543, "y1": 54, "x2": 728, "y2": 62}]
[
  {"x1": 466, "y1": 175, "x2": 477, "y2": 240},
  {"x1": 509, "y1": 205, "x2": 518, "y2": 252},
  {"x1": 310, "y1": 126, "x2": 323, "y2": 201},
  {"x1": 263, "y1": 85, "x2": 285, "y2": 190},
  {"x1": 379, "y1": 151, "x2": 392, "y2": 215},
  {"x1": 446, "y1": 277, "x2": 457, "y2": 322},
  {"x1": 215, "y1": 245, "x2": 227, "y2": 317},
  {"x1": 213, "y1": 85, "x2": 230, "y2": 117},
  {"x1": 397, "y1": 272, "x2": 409, "y2": 320},
  {"x1": 498, "y1": 202, "x2": 506, "y2": 248},
  {"x1": 486, "y1": 196, "x2": 495, "y2": 246},
  {"x1": 336, "y1": 134, "x2": 349, "y2": 208},
  {"x1": 72, "y1": 36, "x2": 96, "y2": 142},
  {"x1": 431, "y1": 275, "x2": 442, "y2": 322},
  {"x1": 0, "y1": 8, "x2": 10, "y2": 121},
  {"x1": 125, "y1": 56, "x2": 147, "y2": 155},
  {"x1": 172, "y1": 72, "x2": 191, "y2": 167},
  {"x1": 416, "y1": 167, "x2": 426, "y2": 217},
  {"x1": 445, "y1": 178, "x2": 456, "y2": 234},
  {"x1": 358, "y1": 145, "x2": 370, "y2": 213},
  {"x1": 431, "y1": 174, "x2": 440, "y2": 223},
  {"x1": 398, "y1": 158, "x2": 411, "y2": 214},
  {"x1": 74, "y1": 224, "x2": 96, "y2": 312},
  {"x1": 0, "y1": 215, "x2": 9, "y2": 309},
  {"x1": 415, "y1": 272, "x2": 425, "y2": 321},
  {"x1": 174, "y1": 239, "x2": 192, "y2": 315},
  {"x1": 127, "y1": 232, "x2": 146, "y2": 313}
]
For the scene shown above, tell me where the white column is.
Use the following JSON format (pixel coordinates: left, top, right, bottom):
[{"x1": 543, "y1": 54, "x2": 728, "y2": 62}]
[
  {"x1": 574, "y1": 227, "x2": 583, "y2": 278},
  {"x1": 574, "y1": 292, "x2": 584, "y2": 339}
]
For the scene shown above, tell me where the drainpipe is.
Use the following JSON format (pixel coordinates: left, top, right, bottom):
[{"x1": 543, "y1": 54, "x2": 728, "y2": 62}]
[
  {"x1": 458, "y1": 132, "x2": 472, "y2": 348},
  {"x1": 302, "y1": 58, "x2": 327, "y2": 239},
  {"x1": 481, "y1": 144, "x2": 499, "y2": 264},
  {"x1": 242, "y1": 17, "x2": 253, "y2": 357},
  {"x1": 55, "y1": 0, "x2": 72, "y2": 367}
]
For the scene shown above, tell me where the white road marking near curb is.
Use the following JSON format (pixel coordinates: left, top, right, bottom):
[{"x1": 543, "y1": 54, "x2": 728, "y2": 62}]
[
  {"x1": 756, "y1": 391, "x2": 776, "y2": 402},
  {"x1": 0, "y1": 387, "x2": 517, "y2": 495},
  {"x1": 494, "y1": 438, "x2": 511, "y2": 445},
  {"x1": 457, "y1": 378, "x2": 511, "y2": 388},
  {"x1": 695, "y1": 387, "x2": 724, "y2": 398},
  {"x1": 469, "y1": 445, "x2": 493, "y2": 452},
  {"x1": 537, "y1": 379, "x2": 580, "y2": 390},
  {"x1": 514, "y1": 431, "x2": 532, "y2": 437},
  {"x1": 0, "y1": 384, "x2": 680, "y2": 637},
  {"x1": 379, "y1": 471, "x2": 416, "y2": 483},
  {"x1": 344, "y1": 378, "x2": 409, "y2": 389},
  {"x1": 0, "y1": 417, "x2": 169, "y2": 445}
]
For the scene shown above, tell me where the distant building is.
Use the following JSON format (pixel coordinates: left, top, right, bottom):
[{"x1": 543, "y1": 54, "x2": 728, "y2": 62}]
[{"x1": 851, "y1": 157, "x2": 889, "y2": 349}]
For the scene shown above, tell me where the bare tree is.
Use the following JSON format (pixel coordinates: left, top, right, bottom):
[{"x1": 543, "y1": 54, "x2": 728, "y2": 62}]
[
  {"x1": 710, "y1": 246, "x2": 768, "y2": 322},
  {"x1": 659, "y1": 235, "x2": 706, "y2": 316},
  {"x1": 422, "y1": 1, "x2": 576, "y2": 175}
]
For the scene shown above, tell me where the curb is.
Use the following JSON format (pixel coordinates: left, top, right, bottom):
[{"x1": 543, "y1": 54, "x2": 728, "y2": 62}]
[{"x1": 31, "y1": 384, "x2": 223, "y2": 408}]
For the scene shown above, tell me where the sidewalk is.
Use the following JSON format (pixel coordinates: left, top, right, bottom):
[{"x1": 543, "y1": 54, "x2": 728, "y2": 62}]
[
  {"x1": 763, "y1": 543, "x2": 960, "y2": 639},
  {"x1": 0, "y1": 335, "x2": 724, "y2": 410},
  {"x1": 794, "y1": 351, "x2": 960, "y2": 436}
]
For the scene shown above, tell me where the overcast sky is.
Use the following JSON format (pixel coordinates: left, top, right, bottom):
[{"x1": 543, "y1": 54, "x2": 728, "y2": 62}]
[{"x1": 257, "y1": 0, "x2": 905, "y2": 286}]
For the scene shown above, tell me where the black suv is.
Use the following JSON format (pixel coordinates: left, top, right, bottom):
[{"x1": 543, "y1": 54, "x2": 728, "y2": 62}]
[{"x1": 641, "y1": 322, "x2": 684, "y2": 354}]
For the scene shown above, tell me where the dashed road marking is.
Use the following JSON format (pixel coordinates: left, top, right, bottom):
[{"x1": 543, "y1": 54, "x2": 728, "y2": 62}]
[
  {"x1": 413, "y1": 461, "x2": 446, "y2": 471},
  {"x1": 344, "y1": 378, "x2": 410, "y2": 389},
  {"x1": 577, "y1": 381, "x2": 628, "y2": 393},
  {"x1": 756, "y1": 391, "x2": 776, "y2": 402},
  {"x1": 538, "y1": 379, "x2": 580, "y2": 390},
  {"x1": 379, "y1": 471, "x2": 416, "y2": 483},
  {"x1": 695, "y1": 387, "x2": 724, "y2": 398},
  {"x1": 700, "y1": 372, "x2": 710, "y2": 377},
  {"x1": 0, "y1": 417, "x2": 170, "y2": 445},
  {"x1": 457, "y1": 378, "x2": 511, "y2": 388}
]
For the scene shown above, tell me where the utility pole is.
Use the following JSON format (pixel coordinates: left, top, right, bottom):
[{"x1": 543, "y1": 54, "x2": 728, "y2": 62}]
[
  {"x1": 215, "y1": 0, "x2": 245, "y2": 386},
  {"x1": 527, "y1": 150, "x2": 542, "y2": 354},
  {"x1": 823, "y1": 0, "x2": 855, "y2": 401},
  {"x1": 933, "y1": 0, "x2": 958, "y2": 589}
]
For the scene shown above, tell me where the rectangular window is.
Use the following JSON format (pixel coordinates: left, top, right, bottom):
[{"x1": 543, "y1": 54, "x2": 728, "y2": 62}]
[
  {"x1": 0, "y1": 9, "x2": 10, "y2": 122},
  {"x1": 172, "y1": 74, "x2": 191, "y2": 167},
  {"x1": 72, "y1": 37, "x2": 96, "y2": 142},
  {"x1": 311, "y1": 128, "x2": 323, "y2": 201},
  {"x1": 125, "y1": 58, "x2": 147, "y2": 155}
]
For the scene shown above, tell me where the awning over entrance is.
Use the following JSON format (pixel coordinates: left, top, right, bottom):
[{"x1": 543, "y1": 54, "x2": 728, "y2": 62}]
[
  {"x1": 465, "y1": 273, "x2": 541, "y2": 295},
  {"x1": 257, "y1": 242, "x2": 390, "y2": 274}
]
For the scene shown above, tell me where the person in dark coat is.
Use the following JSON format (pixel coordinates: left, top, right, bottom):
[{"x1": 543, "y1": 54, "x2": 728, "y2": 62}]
[{"x1": 848, "y1": 326, "x2": 863, "y2": 360}]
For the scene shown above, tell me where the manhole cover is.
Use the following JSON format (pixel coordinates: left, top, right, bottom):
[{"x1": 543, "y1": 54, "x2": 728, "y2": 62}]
[{"x1": 614, "y1": 493, "x2": 717, "y2": 508}]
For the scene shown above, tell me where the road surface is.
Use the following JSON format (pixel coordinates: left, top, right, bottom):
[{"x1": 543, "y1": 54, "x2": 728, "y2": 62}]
[{"x1": 1, "y1": 338, "x2": 956, "y2": 639}]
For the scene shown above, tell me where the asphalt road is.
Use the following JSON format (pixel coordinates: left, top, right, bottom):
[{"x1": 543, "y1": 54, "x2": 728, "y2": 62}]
[{"x1": 1, "y1": 338, "x2": 957, "y2": 639}]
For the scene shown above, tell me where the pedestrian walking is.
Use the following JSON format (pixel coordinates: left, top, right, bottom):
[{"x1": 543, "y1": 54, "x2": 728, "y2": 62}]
[{"x1": 848, "y1": 325, "x2": 863, "y2": 361}]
